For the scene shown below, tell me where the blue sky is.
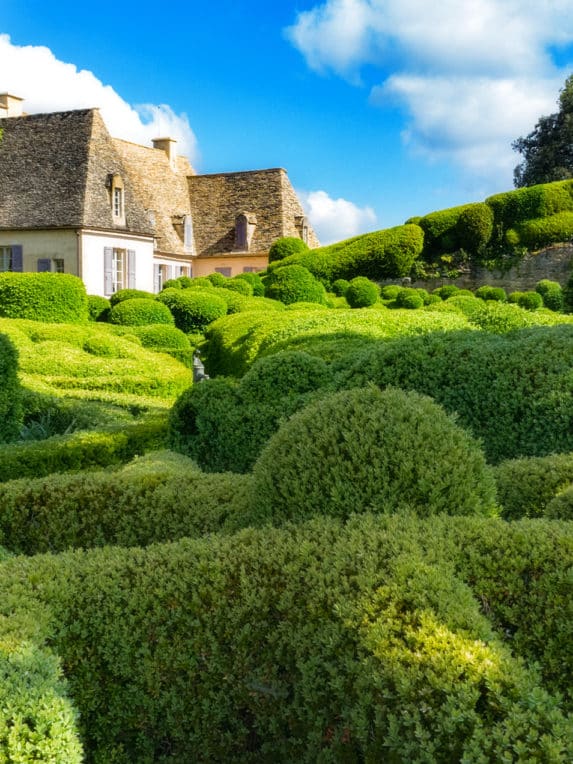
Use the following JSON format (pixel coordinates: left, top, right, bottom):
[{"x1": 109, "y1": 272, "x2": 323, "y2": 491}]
[{"x1": 2, "y1": 0, "x2": 573, "y2": 243}]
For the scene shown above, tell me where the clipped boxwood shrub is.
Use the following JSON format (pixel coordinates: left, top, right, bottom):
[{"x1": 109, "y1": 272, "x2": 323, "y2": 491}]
[
  {"x1": 380, "y1": 284, "x2": 401, "y2": 300},
  {"x1": 0, "y1": 332, "x2": 22, "y2": 443},
  {"x1": 131, "y1": 324, "x2": 193, "y2": 366},
  {"x1": 0, "y1": 273, "x2": 88, "y2": 323},
  {"x1": 234, "y1": 272, "x2": 265, "y2": 296},
  {"x1": 536, "y1": 279, "x2": 564, "y2": 311},
  {"x1": 494, "y1": 452, "x2": 573, "y2": 520},
  {"x1": 511, "y1": 211, "x2": 573, "y2": 249},
  {"x1": 1, "y1": 515, "x2": 570, "y2": 762},
  {"x1": 486, "y1": 180, "x2": 573, "y2": 231},
  {"x1": 268, "y1": 236, "x2": 309, "y2": 263},
  {"x1": 108, "y1": 288, "x2": 155, "y2": 307},
  {"x1": 545, "y1": 485, "x2": 573, "y2": 519},
  {"x1": 475, "y1": 285, "x2": 507, "y2": 301},
  {"x1": 331, "y1": 278, "x2": 350, "y2": 296},
  {"x1": 87, "y1": 294, "x2": 111, "y2": 322},
  {"x1": 432, "y1": 284, "x2": 459, "y2": 300},
  {"x1": 221, "y1": 278, "x2": 253, "y2": 296},
  {"x1": 207, "y1": 272, "x2": 227, "y2": 287},
  {"x1": 248, "y1": 386, "x2": 495, "y2": 525},
  {"x1": 419, "y1": 203, "x2": 492, "y2": 258},
  {"x1": 264, "y1": 265, "x2": 327, "y2": 305},
  {"x1": 157, "y1": 288, "x2": 227, "y2": 332},
  {"x1": 345, "y1": 277, "x2": 379, "y2": 308},
  {"x1": 395, "y1": 287, "x2": 424, "y2": 309},
  {"x1": 508, "y1": 290, "x2": 543, "y2": 310},
  {"x1": 456, "y1": 202, "x2": 494, "y2": 252},
  {"x1": 109, "y1": 298, "x2": 175, "y2": 326}
]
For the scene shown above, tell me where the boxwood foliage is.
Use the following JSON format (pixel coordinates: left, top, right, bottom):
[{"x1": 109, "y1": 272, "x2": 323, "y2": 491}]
[
  {"x1": 87, "y1": 294, "x2": 111, "y2": 322},
  {"x1": 0, "y1": 417, "x2": 168, "y2": 482},
  {"x1": 486, "y1": 179, "x2": 573, "y2": 231},
  {"x1": 536, "y1": 279, "x2": 564, "y2": 311},
  {"x1": 109, "y1": 298, "x2": 175, "y2": 326},
  {"x1": 267, "y1": 225, "x2": 424, "y2": 284},
  {"x1": 345, "y1": 276, "x2": 380, "y2": 308},
  {"x1": 234, "y1": 271, "x2": 265, "y2": 296},
  {"x1": 335, "y1": 325, "x2": 573, "y2": 463},
  {"x1": 0, "y1": 332, "x2": 22, "y2": 443},
  {"x1": 264, "y1": 264, "x2": 327, "y2": 305},
  {"x1": 130, "y1": 324, "x2": 193, "y2": 366},
  {"x1": 248, "y1": 386, "x2": 496, "y2": 526},
  {"x1": 108, "y1": 288, "x2": 156, "y2": 307},
  {"x1": 507, "y1": 211, "x2": 573, "y2": 249},
  {"x1": 0, "y1": 515, "x2": 571, "y2": 762},
  {"x1": 0, "y1": 273, "x2": 88, "y2": 323},
  {"x1": 546, "y1": 484, "x2": 573, "y2": 519},
  {"x1": 494, "y1": 452, "x2": 573, "y2": 520},
  {"x1": 268, "y1": 236, "x2": 309, "y2": 263},
  {"x1": 168, "y1": 352, "x2": 331, "y2": 472},
  {"x1": 419, "y1": 202, "x2": 493, "y2": 258},
  {"x1": 474, "y1": 285, "x2": 507, "y2": 301},
  {"x1": 0, "y1": 451, "x2": 251, "y2": 554},
  {"x1": 156, "y1": 287, "x2": 227, "y2": 332}
]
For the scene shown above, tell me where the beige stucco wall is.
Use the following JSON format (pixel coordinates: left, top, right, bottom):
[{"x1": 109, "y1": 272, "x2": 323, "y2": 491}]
[
  {"x1": 193, "y1": 253, "x2": 268, "y2": 278},
  {"x1": 0, "y1": 229, "x2": 79, "y2": 273}
]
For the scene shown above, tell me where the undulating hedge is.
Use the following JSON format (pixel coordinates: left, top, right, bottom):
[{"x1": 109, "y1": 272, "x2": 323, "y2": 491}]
[
  {"x1": 335, "y1": 324, "x2": 573, "y2": 463},
  {"x1": 264, "y1": 265, "x2": 327, "y2": 305},
  {"x1": 486, "y1": 179, "x2": 573, "y2": 231},
  {"x1": 108, "y1": 288, "x2": 155, "y2": 307},
  {"x1": 269, "y1": 224, "x2": 424, "y2": 284},
  {"x1": 507, "y1": 210, "x2": 573, "y2": 249},
  {"x1": 248, "y1": 386, "x2": 496, "y2": 525},
  {"x1": 109, "y1": 297, "x2": 175, "y2": 326},
  {"x1": 0, "y1": 451, "x2": 250, "y2": 554},
  {"x1": 0, "y1": 332, "x2": 22, "y2": 443},
  {"x1": 494, "y1": 452, "x2": 573, "y2": 520},
  {"x1": 157, "y1": 287, "x2": 227, "y2": 332},
  {"x1": 419, "y1": 202, "x2": 493, "y2": 257},
  {"x1": 130, "y1": 324, "x2": 193, "y2": 366},
  {"x1": 86, "y1": 294, "x2": 110, "y2": 322},
  {"x1": 0, "y1": 417, "x2": 168, "y2": 482},
  {"x1": 0, "y1": 515, "x2": 571, "y2": 761},
  {"x1": 169, "y1": 352, "x2": 332, "y2": 472},
  {"x1": 0, "y1": 273, "x2": 88, "y2": 323}
]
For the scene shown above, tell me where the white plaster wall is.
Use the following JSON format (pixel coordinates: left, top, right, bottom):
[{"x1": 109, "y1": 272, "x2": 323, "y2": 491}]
[{"x1": 81, "y1": 231, "x2": 155, "y2": 296}]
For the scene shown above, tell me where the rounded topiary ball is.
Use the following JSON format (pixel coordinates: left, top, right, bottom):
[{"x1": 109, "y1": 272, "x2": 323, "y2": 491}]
[
  {"x1": 239, "y1": 351, "x2": 330, "y2": 404},
  {"x1": 264, "y1": 265, "x2": 326, "y2": 305},
  {"x1": 108, "y1": 288, "x2": 156, "y2": 307},
  {"x1": 331, "y1": 279, "x2": 350, "y2": 297},
  {"x1": 395, "y1": 287, "x2": 424, "y2": 309},
  {"x1": 109, "y1": 298, "x2": 175, "y2": 326},
  {"x1": 475, "y1": 286, "x2": 507, "y2": 302},
  {"x1": 268, "y1": 237, "x2": 309, "y2": 264},
  {"x1": 157, "y1": 288, "x2": 227, "y2": 332},
  {"x1": 345, "y1": 277, "x2": 380, "y2": 308},
  {"x1": 87, "y1": 294, "x2": 111, "y2": 322},
  {"x1": 249, "y1": 386, "x2": 495, "y2": 525},
  {"x1": 535, "y1": 279, "x2": 563, "y2": 312}
]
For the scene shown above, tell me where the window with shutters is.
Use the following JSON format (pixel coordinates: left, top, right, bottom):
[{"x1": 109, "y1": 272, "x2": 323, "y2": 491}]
[
  {"x1": 153, "y1": 263, "x2": 173, "y2": 293},
  {"x1": 104, "y1": 247, "x2": 136, "y2": 295},
  {"x1": 0, "y1": 246, "x2": 23, "y2": 272},
  {"x1": 108, "y1": 174, "x2": 126, "y2": 227}
]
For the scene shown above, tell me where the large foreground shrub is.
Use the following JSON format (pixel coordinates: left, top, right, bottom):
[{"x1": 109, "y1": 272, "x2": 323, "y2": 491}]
[
  {"x1": 0, "y1": 515, "x2": 571, "y2": 762},
  {"x1": 249, "y1": 386, "x2": 496, "y2": 525},
  {"x1": 0, "y1": 332, "x2": 22, "y2": 443},
  {"x1": 0, "y1": 273, "x2": 88, "y2": 323}
]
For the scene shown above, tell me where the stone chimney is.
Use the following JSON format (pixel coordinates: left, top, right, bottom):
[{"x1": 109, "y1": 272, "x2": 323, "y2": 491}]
[
  {"x1": 152, "y1": 137, "x2": 177, "y2": 170},
  {"x1": 0, "y1": 94, "x2": 24, "y2": 118}
]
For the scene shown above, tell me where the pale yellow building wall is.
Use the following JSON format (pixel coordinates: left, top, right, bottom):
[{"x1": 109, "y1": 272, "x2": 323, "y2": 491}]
[
  {"x1": 193, "y1": 253, "x2": 268, "y2": 278},
  {"x1": 0, "y1": 229, "x2": 79, "y2": 273}
]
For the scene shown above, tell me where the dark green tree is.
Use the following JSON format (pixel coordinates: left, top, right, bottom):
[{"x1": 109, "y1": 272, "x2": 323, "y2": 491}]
[{"x1": 513, "y1": 74, "x2": 573, "y2": 187}]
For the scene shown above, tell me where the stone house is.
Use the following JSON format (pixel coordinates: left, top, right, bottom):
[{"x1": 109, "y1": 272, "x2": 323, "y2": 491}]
[{"x1": 0, "y1": 94, "x2": 318, "y2": 296}]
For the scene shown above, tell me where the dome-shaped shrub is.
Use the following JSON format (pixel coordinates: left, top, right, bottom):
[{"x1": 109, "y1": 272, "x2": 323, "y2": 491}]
[
  {"x1": 509, "y1": 291, "x2": 543, "y2": 311},
  {"x1": 239, "y1": 351, "x2": 330, "y2": 404},
  {"x1": 162, "y1": 279, "x2": 182, "y2": 290},
  {"x1": 207, "y1": 272, "x2": 227, "y2": 287},
  {"x1": 268, "y1": 237, "x2": 309, "y2": 263},
  {"x1": 109, "y1": 298, "x2": 175, "y2": 327},
  {"x1": 133, "y1": 324, "x2": 192, "y2": 365},
  {"x1": 345, "y1": 277, "x2": 380, "y2": 308},
  {"x1": 0, "y1": 273, "x2": 88, "y2": 323},
  {"x1": 264, "y1": 265, "x2": 326, "y2": 305},
  {"x1": 221, "y1": 279, "x2": 253, "y2": 296},
  {"x1": 187, "y1": 277, "x2": 213, "y2": 289},
  {"x1": 331, "y1": 279, "x2": 350, "y2": 297},
  {"x1": 87, "y1": 295, "x2": 111, "y2": 322},
  {"x1": 475, "y1": 286, "x2": 507, "y2": 302},
  {"x1": 234, "y1": 272, "x2": 265, "y2": 296},
  {"x1": 380, "y1": 285, "x2": 401, "y2": 300},
  {"x1": 432, "y1": 285, "x2": 459, "y2": 300},
  {"x1": 109, "y1": 288, "x2": 155, "y2": 307},
  {"x1": 157, "y1": 288, "x2": 227, "y2": 332},
  {"x1": 249, "y1": 386, "x2": 495, "y2": 525},
  {"x1": 395, "y1": 287, "x2": 424, "y2": 309},
  {"x1": 535, "y1": 279, "x2": 563, "y2": 312}
]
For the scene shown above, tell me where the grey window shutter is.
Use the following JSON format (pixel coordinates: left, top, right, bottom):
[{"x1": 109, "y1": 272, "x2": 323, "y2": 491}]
[
  {"x1": 12, "y1": 245, "x2": 23, "y2": 272},
  {"x1": 37, "y1": 258, "x2": 51, "y2": 273},
  {"x1": 104, "y1": 247, "x2": 113, "y2": 295},
  {"x1": 167, "y1": 265, "x2": 173, "y2": 281},
  {"x1": 127, "y1": 250, "x2": 136, "y2": 289}
]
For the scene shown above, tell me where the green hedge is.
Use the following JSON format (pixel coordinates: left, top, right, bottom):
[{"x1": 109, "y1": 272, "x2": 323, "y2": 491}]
[
  {"x1": 508, "y1": 210, "x2": 573, "y2": 249},
  {"x1": 0, "y1": 417, "x2": 168, "y2": 482},
  {"x1": 233, "y1": 271, "x2": 265, "y2": 296},
  {"x1": 419, "y1": 202, "x2": 493, "y2": 257},
  {"x1": 169, "y1": 352, "x2": 331, "y2": 472},
  {"x1": 130, "y1": 324, "x2": 193, "y2": 366},
  {"x1": 0, "y1": 273, "x2": 88, "y2": 323},
  {"x1": 157, "y1": 288, "x2": 227, "y2": 332},
  {"x1": 486, "y1": 179, "x2": 573, "y2": 230},
  {"x1": 0, "y1": 451, "x2": 250, "y2": 554},
  {"x1": 345, "y1": 276, "x2": 379, "y2": 308},
  {"x1": 494, "y1": 452, "x2": 573, "y2": 520},
  {"x1": 0, "y1": 515, "x2": 571, "y2": 761},
  {"x1": 87, "y1": 294, "x2": 110, "y2": 322},
  {"x1": 109, "y1": 298, "x2": 175, "y2": 326},
  {"x1": 108, "y1": 288, "x2": 155, "y2": 307},
  {"x1": 268, "y1": 236, "x2": 309, "y2": 263},
  {"x1": 536, "y1": 279, "x2": 564, "y2": 311},
  {"x1": 0, "y1": 332, "x2": 22, "y2": 443},
  {"x1": 474, "y1": 285, "x2": 507, "y2": 301},
  {"x1": 264, "y1": 265, "x2": 327, "y2": 305},
  {"x1": 335, "y1": 325, "x2": 573, "y2": 463},
  {"x1": 395, "y1": 287, "x2": 424, "y2": 309},
  {"x1": 269, "y1": 225, "x2": 424, "y2": 284},
  {"x1": 248, "y1": 386, "x2": 496, "y2": 525}
]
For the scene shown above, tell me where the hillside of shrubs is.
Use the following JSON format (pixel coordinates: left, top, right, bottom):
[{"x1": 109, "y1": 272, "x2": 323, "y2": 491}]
[{"x1": 0, "y1": 209, "x2": 572, "y2": 762}]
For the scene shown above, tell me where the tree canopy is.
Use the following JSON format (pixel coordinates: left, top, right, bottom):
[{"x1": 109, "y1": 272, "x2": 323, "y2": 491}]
[{"x1": 513, "y1": 74, "x2": 573, "y2": 188}]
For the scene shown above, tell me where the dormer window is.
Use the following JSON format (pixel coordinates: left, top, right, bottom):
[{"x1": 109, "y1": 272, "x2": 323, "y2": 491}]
[
  {"x1": 183, "y1": 215, "x2": 195, "y2": 254},
  {"x1": 234, "y1": 212, "x2": 257, "y2": 252},
  {"x1": 108, "y1": 174, "x2": 126, "y2": 226},
  {"x1": 295, "y1": 215, "x2": 309, "y2": 244}
]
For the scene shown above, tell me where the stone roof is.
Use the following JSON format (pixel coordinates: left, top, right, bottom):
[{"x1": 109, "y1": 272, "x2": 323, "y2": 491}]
[
  {"x1": 113, "y1": 138, "x2": 195, "y2": 256},
  {"x1": 0, "y1": 109, "x2": 152, "y2": 235},
  {"x1": 188, "y1": 168, "x2": 319, "y2": 256}
]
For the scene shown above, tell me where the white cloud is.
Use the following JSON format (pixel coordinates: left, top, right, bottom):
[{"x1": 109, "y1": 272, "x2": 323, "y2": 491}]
[
  {"x1": 299, "y1": 189, "x2": 377, "y2": 244},
  {"x1": 287, "y1": 0, "x2": 573, "y2": 185},
  {"x1": 0, "y1": 34, "x2": 198, "y2": 163}
]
